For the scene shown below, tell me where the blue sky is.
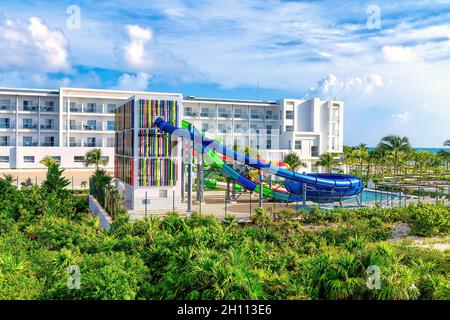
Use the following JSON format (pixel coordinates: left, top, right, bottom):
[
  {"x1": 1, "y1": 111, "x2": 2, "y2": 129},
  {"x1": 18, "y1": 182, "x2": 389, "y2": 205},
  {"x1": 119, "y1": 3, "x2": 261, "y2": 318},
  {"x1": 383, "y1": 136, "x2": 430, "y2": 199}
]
[{"x1": 0, "y1": 0, "x2": 449, "y2": 146}]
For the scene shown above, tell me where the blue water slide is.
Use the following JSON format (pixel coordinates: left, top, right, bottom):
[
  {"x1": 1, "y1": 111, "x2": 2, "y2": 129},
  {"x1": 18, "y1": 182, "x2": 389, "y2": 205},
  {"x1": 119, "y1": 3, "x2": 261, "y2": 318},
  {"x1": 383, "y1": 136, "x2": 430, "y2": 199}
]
[{"x1": 154, "y1": 118, "x2": 364, "y2": 202}]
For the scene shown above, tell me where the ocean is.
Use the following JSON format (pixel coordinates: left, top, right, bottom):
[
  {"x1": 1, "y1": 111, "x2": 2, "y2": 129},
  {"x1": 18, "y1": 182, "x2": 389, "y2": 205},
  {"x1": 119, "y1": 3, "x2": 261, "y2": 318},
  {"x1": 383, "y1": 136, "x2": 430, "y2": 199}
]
[{"x1": 367, "y1": 147, "x2": 450, "y2": 154}]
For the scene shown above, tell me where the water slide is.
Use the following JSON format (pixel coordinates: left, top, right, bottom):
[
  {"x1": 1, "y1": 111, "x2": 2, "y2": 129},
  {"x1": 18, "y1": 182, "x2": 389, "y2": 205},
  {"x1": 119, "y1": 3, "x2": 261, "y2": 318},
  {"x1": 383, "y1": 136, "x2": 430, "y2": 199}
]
[{"x1": 155, "y1": 118, "x2": 364, "y2": 203}]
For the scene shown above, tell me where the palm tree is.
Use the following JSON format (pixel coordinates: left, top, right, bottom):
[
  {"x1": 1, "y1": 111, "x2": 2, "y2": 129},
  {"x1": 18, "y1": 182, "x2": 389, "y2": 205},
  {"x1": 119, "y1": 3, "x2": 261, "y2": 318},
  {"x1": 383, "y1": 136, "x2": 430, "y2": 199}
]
[
  {"x1": 342, "y1": 145, "x2": 354, "y2": 173},
  {"x1": 84, "y1": 148, "x2": 108, "y2": 171},
  {"x1": 352, "y1": 143, "x2": 368, "y2": 177},
  {"x1": 40, "y1": 155, "x2": 57, "y2": 168},
  {"x1": 444, "y1": 139, "x2": 450, "y2": 146},
  {"x1": 283, "y1": 152, "x2": 307, "y2": 171},
  {"x1": 315, "y1": 153, "x2": 340, "y2": 173},
  {"x1": 377, "y1": 135, "x2": 412, "y2": 180},
  {"x1": 437, "y1": 149, "x2": 450, "y2": 172}
]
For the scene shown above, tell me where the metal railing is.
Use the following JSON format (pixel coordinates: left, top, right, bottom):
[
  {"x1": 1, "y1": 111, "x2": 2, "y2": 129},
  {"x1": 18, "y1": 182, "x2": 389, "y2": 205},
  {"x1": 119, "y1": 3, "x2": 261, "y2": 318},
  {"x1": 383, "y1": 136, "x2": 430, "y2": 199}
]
[
  {"x1": 40, "y1": 124, "x2": 58, "y2": 130},
  {"x1": 21, "y1": 105, "x2": 39, "y2": 112},
  {"x1": 40, "y1": 105, "x2": 57, "y2": 112},
  {"x1": 20, "y1": 123, "x2": 38, "y2": 129}
]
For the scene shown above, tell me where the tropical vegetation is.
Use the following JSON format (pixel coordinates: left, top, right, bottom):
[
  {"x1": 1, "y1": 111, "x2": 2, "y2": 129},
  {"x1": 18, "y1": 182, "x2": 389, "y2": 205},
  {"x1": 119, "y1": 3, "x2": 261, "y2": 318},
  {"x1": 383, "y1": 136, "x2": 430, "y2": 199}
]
[{"x1": 1, "y1": 166, "x2": 449, "y2": 300}]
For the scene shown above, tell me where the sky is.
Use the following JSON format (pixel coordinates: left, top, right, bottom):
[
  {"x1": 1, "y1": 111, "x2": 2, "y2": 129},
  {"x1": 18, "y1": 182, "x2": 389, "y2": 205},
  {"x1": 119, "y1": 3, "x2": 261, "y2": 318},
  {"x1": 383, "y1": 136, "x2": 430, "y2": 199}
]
[{"x1": 0, "y1": 0, "x2": 449, "y2": 147}]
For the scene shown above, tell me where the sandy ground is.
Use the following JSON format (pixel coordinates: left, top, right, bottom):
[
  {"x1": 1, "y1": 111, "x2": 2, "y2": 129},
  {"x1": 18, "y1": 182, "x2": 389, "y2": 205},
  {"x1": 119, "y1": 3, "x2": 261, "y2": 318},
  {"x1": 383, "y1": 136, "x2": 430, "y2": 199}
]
[{"x1": 389, "y1": 223, "x2": 450, "y2": 252}]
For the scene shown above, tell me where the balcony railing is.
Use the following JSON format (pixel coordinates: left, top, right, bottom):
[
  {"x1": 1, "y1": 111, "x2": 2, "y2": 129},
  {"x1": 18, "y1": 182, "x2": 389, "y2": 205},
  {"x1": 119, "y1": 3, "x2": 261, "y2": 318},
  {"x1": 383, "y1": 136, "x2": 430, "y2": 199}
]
[
  {"x1": 40, "y1": 105, "x2": 56, "y2": 112},
  {"x1": 0, "y1": 141, "x2": 11, "y2": 146},
  {"x1": 40, "y1": 124, "x2": 57, "y2": 130},
  {"x1": 0, "y1": 124, "x2": 14, "y2": 129},
  {"x1": 21, "y1": 105, "x2": 39, "y2": 112},
  {"x1": 69, "y1": 105, "x2": 83, "y2": 112},
  {"x1": 68, "y1": 123, "x2": 83, "y2": 130},
  {"x1": 20, "y1": 123, "x2": 38, "y2": 129},
  {"x1": 84, "y1": 142, "x2": 102, "y2": 147},
  {"x1": 218, "y1": 112, "x2": 232, "y2": 118},
  {"x1": 106, "y1": 126, "x2": 115, "y2": 131},
  {"x1": 234, "y1": 113, "x2": 249, "y2": 119},
  {"x1": 83, "y1": 125, "x2": 98, "y2": 131},
  {"x1": 21, "y1": 142, "x2": 39, "y2": 147},
  {"x1": 69, "y1": 141, "x2": 82, "y2": 147},
  {"x1": 265, "y1": 115, "x2": 278, "y2": 120},
  {"x1": 0, "y1": 105, "x2": 12, "y2": 111},
  {"x1": 184, "y1": 111, "x2": 198, "y2": 117},
  {"x1": 84, "y1": 106, "x2": 102, "y2": 113},
  {"x1": 41, "y1": 142, "x2": 56, "y2": 147},
  {"x1": 200, "y1": 112, "x2": 212, "y2": 117}
]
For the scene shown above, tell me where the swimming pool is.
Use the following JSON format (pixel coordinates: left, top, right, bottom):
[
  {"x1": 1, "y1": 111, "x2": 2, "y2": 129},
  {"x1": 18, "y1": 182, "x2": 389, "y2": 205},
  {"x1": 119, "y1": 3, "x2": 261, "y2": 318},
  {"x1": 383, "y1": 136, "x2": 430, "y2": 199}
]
[{"x1": 343, "y1": 189, "x2": 400, "y2": 203}]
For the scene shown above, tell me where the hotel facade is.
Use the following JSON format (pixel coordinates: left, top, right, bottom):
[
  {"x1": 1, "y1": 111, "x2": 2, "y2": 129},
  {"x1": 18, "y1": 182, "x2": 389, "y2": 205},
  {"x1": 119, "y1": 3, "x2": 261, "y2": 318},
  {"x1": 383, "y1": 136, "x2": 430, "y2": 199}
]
[{"x1": 0, "y1": 87, "x2": 343, "y2": 175}]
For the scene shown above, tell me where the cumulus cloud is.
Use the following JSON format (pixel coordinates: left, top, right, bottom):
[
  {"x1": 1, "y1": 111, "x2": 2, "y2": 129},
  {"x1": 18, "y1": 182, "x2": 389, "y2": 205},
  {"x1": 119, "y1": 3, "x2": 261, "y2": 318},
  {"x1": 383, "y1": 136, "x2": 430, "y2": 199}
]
[
  {"x1": 122, "y1": 25, "x2": 153, "y2": 69},
  {"x1": 382, "y1": 46, "x2": 417, "y2": 62},
  {"x1": 307, "y1": 73, "x2": 385, "y2": 99},
  {"x1": 113, "y1": 72, "x2": 151, "y2": 91},
  {"x1": 0, "y1": 17, "x2": 70, "y2": 72}
]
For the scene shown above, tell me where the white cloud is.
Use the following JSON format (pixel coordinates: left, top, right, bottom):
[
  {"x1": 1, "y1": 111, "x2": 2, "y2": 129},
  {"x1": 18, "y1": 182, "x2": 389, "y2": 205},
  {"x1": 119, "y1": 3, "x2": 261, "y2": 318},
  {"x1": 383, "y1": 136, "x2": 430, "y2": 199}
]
[
  {"x1": 307, "y1": 73, "x2": 385, "y2": 99},
  {"x1": 122, "y1": 25, "x2": 153, "y2": 69},
  {"x1": 113, "y1": 72, "x2": 151, "y2": 91},
  {"x1": 382, "y1": 45, "x2": 417, "y2": 62},
  {"x1": 391, "y1": 111, "x2": 412, "y2": 122},
  {"x1": 0, "y1": 17, "x2": 70, "y2": 72}
]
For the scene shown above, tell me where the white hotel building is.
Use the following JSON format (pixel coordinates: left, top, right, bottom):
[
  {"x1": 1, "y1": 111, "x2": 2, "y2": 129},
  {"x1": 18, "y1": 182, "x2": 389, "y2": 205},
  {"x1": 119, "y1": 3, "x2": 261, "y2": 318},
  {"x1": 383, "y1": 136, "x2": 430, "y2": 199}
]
[{"x1": 0, "y1": 87, "x2": 343, "y2": 175}]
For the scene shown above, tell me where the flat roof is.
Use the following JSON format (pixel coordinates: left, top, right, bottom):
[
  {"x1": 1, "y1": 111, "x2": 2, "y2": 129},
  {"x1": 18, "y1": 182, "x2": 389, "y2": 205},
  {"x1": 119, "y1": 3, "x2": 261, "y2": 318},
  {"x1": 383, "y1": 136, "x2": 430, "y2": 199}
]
[{"x1": 183, "y1": 96, "x2": 278, "y2": 105}]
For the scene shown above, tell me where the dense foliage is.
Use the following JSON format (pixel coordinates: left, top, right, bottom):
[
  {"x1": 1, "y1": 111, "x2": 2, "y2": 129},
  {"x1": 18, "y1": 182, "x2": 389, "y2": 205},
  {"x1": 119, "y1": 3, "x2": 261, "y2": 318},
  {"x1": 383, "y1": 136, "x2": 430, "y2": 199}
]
[{"x1": 0, "y1": 175, "x2": 449, "y2": 300}]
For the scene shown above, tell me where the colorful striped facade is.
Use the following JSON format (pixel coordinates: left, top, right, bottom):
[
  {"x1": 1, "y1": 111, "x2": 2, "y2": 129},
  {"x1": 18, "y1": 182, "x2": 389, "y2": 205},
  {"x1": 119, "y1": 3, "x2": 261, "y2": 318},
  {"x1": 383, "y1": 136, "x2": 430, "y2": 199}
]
[{"x1": 115, "y1": 97, "x2": 179, "y2": 188}]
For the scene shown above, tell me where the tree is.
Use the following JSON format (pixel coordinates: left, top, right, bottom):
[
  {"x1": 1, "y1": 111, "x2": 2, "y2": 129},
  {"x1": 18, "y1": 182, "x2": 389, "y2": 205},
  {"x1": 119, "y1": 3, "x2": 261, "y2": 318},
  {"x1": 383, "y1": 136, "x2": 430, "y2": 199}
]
[
  {"x1": 352, "y1": 143, "x2": 368, "y2": 177},
  {"x1": 283, "y1": 152, "x2": 307, "y2": 171},
  {"x1": 444, "y1": 139, "x2": 450, "y2": 147},
  {"x1": 437, "y1": 149, "x2": 450, "y2": 172},
  {"x1": 20, "y1": 178, "x2": 33, "y2": 190},
  {"x1": 42, "y1": 163, "x2": 70, "y2": 194},
  {"x1": 40, "y1": 156, "x2": 57, "y2": 168},
  {"x1": 377, "y1": 135, "x2": 412, "y2": 180},
  {"x1": 315, "y1": 153, "x2": 340, "y2": 173},
  {"x1": 84, "y1": 148, "x2": 108, "y2": 171}
]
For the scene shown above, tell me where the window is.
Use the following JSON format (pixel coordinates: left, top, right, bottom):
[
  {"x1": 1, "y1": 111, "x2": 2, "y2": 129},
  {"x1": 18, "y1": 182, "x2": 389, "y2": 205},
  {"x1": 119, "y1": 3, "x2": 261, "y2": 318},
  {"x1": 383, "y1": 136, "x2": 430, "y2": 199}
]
[
  {"x1": 51, "y1": 156, "x2": 61, "y2": 163},
  {"x1": 107, "y1": 137, "x2": 114, "y2": 147},
  {"x1": 107, "y1": 104, "x2": 116, "y2": 113},
  {"x1": 74, "y1": 156, "x2": 84, "y2": 163},
  {"x1": 23, "y1": 136, "x2": 33, "y2": 146},
  {"x1": 23, "y1": 118, "x2": 34, "y2": 129},
  {"x1": 86, "y1": 137, "x2": 96, "y2": 147},
  {"x1": 86, "y1": 103, "x2": 96, "y2": 113},
  {"x1": 0, "y1": 136, "x2": 9, "y2": 146},
  {"x1": 184, "y1": 107, "x2": 193, "y2": 116},
  {"x1": 250, "y1": 124, "x2": 258, "y2": 133},
  {"x1": 86, "y1": 120, "x2": 97, "y2": 130},
  {"x1": 266, "y1": 139, "x2": 272, "y2": 149},
  {"x1": 24, "y1": 156, "x2": 35, "y2": 163},
  {"x1": 285, "y1": 125, "x2": 294, "y2": 131},
  {"x1": 0, "y1": 156, "x2": 9, "y2": 163},
  {"x1": 0, "y1": 118, "x2": 11, "y2": 129},
  {"x1": 69, "y1": 120, "x2": 76, "y2": 130},
  {"x1": 266, "y1": 110, "x2": 273, "y2": 119},
  {"x1": 200, "y1": 107, "x2": 209, "y2": 117},
  {"x1": 250, "y1": 109, "x2": 259, "y2": 119},
  {"x1": 23, "y1": 100, "x2": 36, "y2": 111},
  {"x1": 0, "y1": 99, "x2": 10, "y2": 110},
  {"x1": 42, "y1": 101, "x2": 55, "y2": 112},
  {"x1": 42, "y1": 119, "x2": 53, "y2": 129},
  {"x1": 266, "y1": 125, "x2": 272, "y2": 134},
  {"x1": 201, "y1": 123, "x2": 209, "y2": 132},
  {"x1": 311, "y1": 146, "x2": 319, "y2": 157},
  {"x1": 102, "y1": 156, "x2": 109, "y2": 163},
  {"x1": 234, "y1": 109, "x2": 242, "y2": 118},
  {"x1": 43, "y1": 136, "x2": 55, "y2": 146},
  {"x1": 295, "y1": 140, "x2": 302, "y2": 150},
  {"x1": 107, "y1": 121, "x2": 115, "y2": 131},
  {"x1": 218, "y1": 108, "x2": 228, "y2": 117},
  {"x1": 285, "y1": 110, "x2": 294, "y2": 119},
  {"x1": 159, "y1": 189, "x2": 168, "y2": 198},
  {"x1": 218, "y1": 124, "x2": 226, "y2": 133}
]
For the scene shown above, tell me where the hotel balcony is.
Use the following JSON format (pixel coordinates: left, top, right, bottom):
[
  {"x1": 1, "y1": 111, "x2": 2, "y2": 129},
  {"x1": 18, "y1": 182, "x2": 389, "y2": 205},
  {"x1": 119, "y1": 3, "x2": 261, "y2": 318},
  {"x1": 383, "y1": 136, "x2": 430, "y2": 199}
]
[
  {"x1": 40, "y1": 124, "x2": 58, "y2": 130},
  {"x1": 84, "y1": 106, "x2": 103, "y2": 113},
  {"x1": 83, "y1": 124, "x2": 99, "y2": 131},
  {"x1": 84, "y1": 141, "x2": 103, "y2": 147},
  {"x1": 0, "y1": 123, "x2": 15, "y2": 129},
  {"x1": 218, "y1": 112, "x2": 232, "y2": 118},
  {"x1": 233, "y1": 113, "x2": 249, "y2": 120},
  {"x1": 0, "y1": 141, "x2": 12, "y2": 147},
  {"x1": 20, "y1": 123, "x2": 38, "y2": 129},
  {"x1": 0, "y1": 104, "x2": 13, "y2": 111},
  {"x1": 40, "y1": 105, "x2": 57, "y2": 112},
  {"x1": 41, "y1": 142, "x2": 56, "y2": 147},
  {"x1": 20, "y1": 105, "x2": 39, "y2": 112},
  {"x1": 69, "y1": 104, "x2": 83, "y2": 113},
  {"x1": 184, "y1": 111, "x2": 198, "y2": 117},
  {"x1": 20, "y1": 141, "x2": 39, "y2": 147}
]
